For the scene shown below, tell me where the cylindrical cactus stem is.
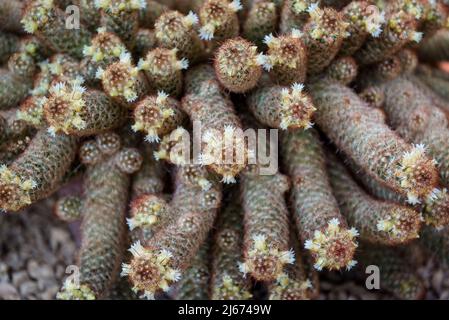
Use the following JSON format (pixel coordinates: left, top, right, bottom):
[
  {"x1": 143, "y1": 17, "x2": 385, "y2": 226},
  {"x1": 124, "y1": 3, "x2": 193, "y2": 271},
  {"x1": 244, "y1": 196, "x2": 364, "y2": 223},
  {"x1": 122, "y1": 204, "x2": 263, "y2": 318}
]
[
  {"x1": 174, "y1": 242, "x2": 211, "y2": 300},
  {"x1": 182, "y1": 84, "x2": 247, "y2": 182},
  {"x1": 139, "y1": 0, "x2": 170, "y2": 28},
  {"x1": 358, "y1": 85, "x2": 385, "y2": 108},
  {"x1": 95, "y1": 0, "x2": 144, "y2": 48},
  {"x1": 121, "y1": 166, "x2": 222, "y2": 299},
  {"x1": 80, "y1": 27, "x2": 127, "y2": 83},
  {"x1": 418, "y1": 29, "x2": 449, "y2": 62},
  {"x1": 198, "y1": 0, "x2": 241, "y2": 42},
  {"x1": 418, "y1": 0, "x2": 449, "y2": 37},
  {"x1": 356, "y1": 244, "x2": 425, "y2": 300},
  {"x1": 183, "y1": 64, "x2": 217, "y2": 96},
  {"x1": 397, "y1": 48, "x2": 418, "y2": 74},
  {"x1": 98, "y1": 52, "x2": 150, "y2": 107},
  {"x1": 357, "y1": 55, "x2": 402, "y2": 89},
  {"x1": 383, "y1": 77, "x2": 449, "y2": 187},
  {"x1": 138, "y1": 48, "x2": 188, "y2": 97},
  {"x1": 155, "y1": 10, "x2": 205, "y2": 63},
  {"x1": 247, "y1": 81, "x2": 315, "y2": 130},
  {"x1": 19, "y1": 36, "x2": 52, "y2": 63},
  {"x1": 132, "y1": 145, "x2": 166, "y2": 197},
  {"x1": 47, "y1": 54, "x2": 84, "y2": 83},
  {"x1": 0, "y1": 130, "x2": 77, "y2": 212},
  {"x1": 280, "y1": 129, "x2": 358, "y2": 271},
  {"x1": 415, "y1": 65, "x2": 449, "y2": 101},
  {"x1": 354, "y1": 11, "x2": 420, "y2": 65},
  {"x1": 0, "y1": 0, "x2": 24, "y2": 33},
  {"x1": 21, "y1": 0, "x2": 92, "y2": 59},
  {"x1": 0, "y1": 32, "x2": 19, "y2": 64},
  {"x1": 7, "y1": 52, "x2": 37, "y2": 80},
  {"x1": 57, "y1": 143, "x2": 142, "y2": 300},
  {"x1": 132, "y1": 92, "x2": 186, "y2": 143},
  {"x1": 214, "y1": 38, "x2": 262, "y2": 93},
  {"x1": 420, "y1": 226, "x2": 449, "y2": 267},
  {"x1": 302, "y1": 5, "x2": 348, "y2": 75},
  {"x1": 338, "y1": 1, "x2": 384, "y2": 57},
  {"x1": 127, "y1": 193, "x2": 175, "y2": 240},
  {"x1": 242, "y1": 1, "x2": 278, "y2": 49},
  {"x1": 239, "y1": 167, "x2": 294, "y2": 282},
  {"x1": 54, "y1": 195, "x2": 83, "y2": 222},
  {"x1": 310, "y1": 56, "x2": 358, "y2": 85},
  {"x1": 0, "y1": 70, "x2": 32, "y2": 110},
  {"x1": 327, "y1": 152, "x2": 422, "y2": 245},
  {"x1": 310, "y1": 82, "x2": 439, "y2": 204},
  {"x1": 279, "y1": 0, "x2": 314, "y2": 34},
  {"x1": 258, "y1": 29, "x2": 307, "y2": 85},
  {"x1": 74, "y1": 0, "x2": 101, "y2": 31},
  {"x1": 211, "y1": 195, "x2": 252, "y2": 300},
  {"x1": 268, "y1": 227, "x2": 318, "y2": 300},
  {"x1": 346, "y1": 155, "x2": 449, "y2": 229},
  {"x1": 43, "y1": 78, "x2": 127, "y2": 136},
  {"x1": 134, "y1": 28, "x2": 157, "y2": 58}
]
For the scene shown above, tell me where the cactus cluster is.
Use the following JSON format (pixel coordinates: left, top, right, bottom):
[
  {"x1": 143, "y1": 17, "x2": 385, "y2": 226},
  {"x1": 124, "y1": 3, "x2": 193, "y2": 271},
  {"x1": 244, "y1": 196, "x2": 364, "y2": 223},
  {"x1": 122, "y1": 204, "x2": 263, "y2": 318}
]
[{"x1": 2, "y1": 0, "x2": 449, "y2": 301}]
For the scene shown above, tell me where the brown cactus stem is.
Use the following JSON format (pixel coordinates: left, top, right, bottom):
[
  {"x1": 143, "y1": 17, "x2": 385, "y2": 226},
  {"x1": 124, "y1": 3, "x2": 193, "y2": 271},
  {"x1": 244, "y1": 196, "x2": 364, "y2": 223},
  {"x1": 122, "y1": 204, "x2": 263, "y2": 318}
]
[
  {"x1": 327, "y1": 151, "x2": 422, "y2": 245},
  {"x1": 121, "y1": 165, "x2": 222, "y2": 299},
  {"x1": 0, "y1": 130, "x2": 77, "y2": 212},
  {"x1": 58, "y1": 141, "x2": 142, "y2": 299},
  {"x1": 281, "y1": 129, "x2": 358, "y2": 271},
  {"x1": 211, "y1": 194, "x2": 252, "y2": 300},
  {"x1": 309, "y1": 81, "x2": 439, "y2": 204}
]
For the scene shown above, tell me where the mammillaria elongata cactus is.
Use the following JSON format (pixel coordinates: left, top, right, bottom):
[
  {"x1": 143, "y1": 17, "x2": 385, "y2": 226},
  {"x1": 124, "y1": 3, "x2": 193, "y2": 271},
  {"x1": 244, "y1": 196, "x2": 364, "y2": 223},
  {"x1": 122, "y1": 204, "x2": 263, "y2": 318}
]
[{"x1": 3, "y1": 0, "x2": 449, "y2": 301}]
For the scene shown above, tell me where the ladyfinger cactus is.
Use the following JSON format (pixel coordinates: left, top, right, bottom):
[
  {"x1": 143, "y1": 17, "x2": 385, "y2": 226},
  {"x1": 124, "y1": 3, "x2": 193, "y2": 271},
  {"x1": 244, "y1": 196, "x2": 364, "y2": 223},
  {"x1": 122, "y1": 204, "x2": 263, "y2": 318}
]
[
  {"x1": 182, "y1": 69, "x2": 247, "y2": 182},
  {"x1": 139, "y1": 0, "x2": 169, "y2": 29},
  {"x1": 58, "y1": 139, "x2": 142, "y2": 299},
  {"x1": 81, "y1": 28, "x2": 127, "y2": 83},
  {"x1": 0, "y1": 130, "x2": 77, "y2": 212},
  {"x1": 211, "y1": 196, "x2": 252, "y2": 300},
  {"x1": 347, "y1": 155, "x2": 449, "y2": 228},
  {"x1": 214, "y1": 38, "x2": 262, "y2": 93},
  {"x1": 155, "y1": 10, "x2": 205, "y2": 63},
  {"x1": 327, "y1": 152, "x2": 422, "y2": 245},
  {"x1": 259, "y1": 29, "x2": 307, "y2": 85},
  {"x1": 415, "y1": 65, "x2": 449, "y2": 101},
  {"x1": 121, "y1": 166, "x2": 221, "y2": 299},
  {"x1": 0, "y1": 32, "x2": 19, "y2": 64},
  {"x1": 98, "y1": 52, "x2": 149, "y2": 106},
  {"x1": 242, "y1": 1, "x2": 278, "y2": 49},
  {"x1": 0, "y1": 0, "x2": 24, "y2": 33},
  {"x1": 138, "y1": 48, "x2": 188, "y2": 97},
  {"x1": 420, "y1": 226, "x2": 449, "y2": 267},
  {"x1": 310, "y1": 82, "x2": 439, "y2": 203},
  {"x1": 132, "y1": 92, "x2": 185, "y2": 143},
  {"x1": 21, "y1": 0, "x2": 92, "y2": 58},
  {"x1": 247, "y1": 81, "x2": 315, "y2": 130},
  {"x1": 239, "y1": 166, "x2": 294, "y2": 281},
  {"x1": 198, "y1": 0, "x2": 242, "y2": 42},
  {"x1": 354, "y1": 11, "x2": 420, "y2": 65},
  {"x1": 302, "y1": 5, "x2": 348, "y2": 75},
  {"x1": 359, "y1": 85, "x2": 385, "y2": 108},
  {"x1": 383, "y1": 78, "x2": 449, "y2": 187},
  {"x1": 54, "y1": 195, "x2": 82, "y2": 222},
  {"x1": 131, "y1": 145, "x2": 166, "y2": 196},
  {"x1": 174, "y1": 243, "x2": 211, "y2": 300},
  {"x1": 418, "y1": 29, "x2": 449, "y2": 62},
  {"x1": 356, "y1": 244, "x2": 425, "y2": 300},
  {"x1": 134, "y1": 28, "x2": 157, "y2": 57},
  {"x1": 43, "y1": 78, "x2": 127, "y2": 136},
  {"x1": 279, "y1": 0, "x2": 314, "y2": 33},
  {"x1": 338, "y1": 1, "x2": 384, "y2": 57},
  {"x1": 281, "y1": 129, "x2": 358, "y2": 271},
  {"x1": 397, "y1": 48, "x2": 418, "y2": 74},
  {"x1": 95, "y1": 0, "x2": 144, "y2": 48},
  {"x1": 268, "y1": 228, "x2": 317, "y2": 300},
  {"x1": 312, "y1": 56, "x2": 358, "y2": 85},
  {"x1": 0, "y1": 69, "x2": 32, "y2": 110}
]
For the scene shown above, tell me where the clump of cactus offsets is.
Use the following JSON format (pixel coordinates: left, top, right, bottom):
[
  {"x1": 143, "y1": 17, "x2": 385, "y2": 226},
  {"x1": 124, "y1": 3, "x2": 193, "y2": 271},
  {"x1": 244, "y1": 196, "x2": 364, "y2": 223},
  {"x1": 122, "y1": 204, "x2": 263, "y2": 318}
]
[{"x1": 2, "y1": 0, "x2": 449, "y2": 301}]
